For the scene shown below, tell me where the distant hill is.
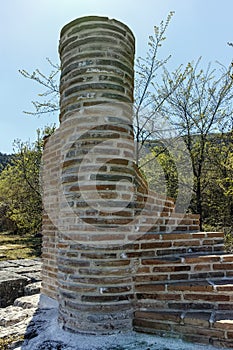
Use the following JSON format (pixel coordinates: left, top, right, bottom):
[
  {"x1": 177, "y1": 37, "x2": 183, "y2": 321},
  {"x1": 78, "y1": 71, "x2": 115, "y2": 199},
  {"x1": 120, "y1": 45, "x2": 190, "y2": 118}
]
[{"x1": 0, "y1": 152, "x2": 12, "y2": 172}]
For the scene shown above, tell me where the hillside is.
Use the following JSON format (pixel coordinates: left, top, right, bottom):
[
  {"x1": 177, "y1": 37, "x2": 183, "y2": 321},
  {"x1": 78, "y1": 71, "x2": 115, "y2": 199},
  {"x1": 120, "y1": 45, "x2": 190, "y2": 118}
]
[{"x1": 0, "y1": 152, "x2": 11, "y2": 171}]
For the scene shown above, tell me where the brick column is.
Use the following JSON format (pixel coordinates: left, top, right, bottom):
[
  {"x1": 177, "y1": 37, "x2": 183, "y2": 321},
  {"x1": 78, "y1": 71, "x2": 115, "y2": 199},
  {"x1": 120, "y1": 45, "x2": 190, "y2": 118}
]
[{"x1": 56, "y1": 16, "x2": 136, "y2": 334}]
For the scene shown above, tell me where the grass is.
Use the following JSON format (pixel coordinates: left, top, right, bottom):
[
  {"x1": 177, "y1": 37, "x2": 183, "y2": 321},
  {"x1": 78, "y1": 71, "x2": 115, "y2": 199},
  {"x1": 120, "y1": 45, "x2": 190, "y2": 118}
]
[{"x1": 0, "y1": 231, "x2": 42, "y2": 261}]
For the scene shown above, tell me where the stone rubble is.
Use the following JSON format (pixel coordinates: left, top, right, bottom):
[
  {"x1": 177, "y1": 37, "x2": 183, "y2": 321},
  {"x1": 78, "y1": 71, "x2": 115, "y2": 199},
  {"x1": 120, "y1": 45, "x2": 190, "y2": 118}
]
[
  {"x1": 0, "y1": 259, "x2": 41, "y2": 348},
  {"x1": 0, "y1": 258, "x2": 41, "y2": 308}
]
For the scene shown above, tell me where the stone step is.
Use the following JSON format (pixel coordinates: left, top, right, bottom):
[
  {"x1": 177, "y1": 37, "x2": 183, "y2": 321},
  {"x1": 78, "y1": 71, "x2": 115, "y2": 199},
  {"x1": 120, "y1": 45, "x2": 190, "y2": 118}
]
[{"x1": 133, "y1": 309, "x2": 233, "y2": 347}]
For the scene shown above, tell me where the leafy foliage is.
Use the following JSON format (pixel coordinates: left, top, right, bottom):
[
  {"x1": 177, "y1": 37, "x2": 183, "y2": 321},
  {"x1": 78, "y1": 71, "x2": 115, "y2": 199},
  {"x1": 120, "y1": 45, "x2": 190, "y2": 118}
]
[
  {"x1": 156, "y1": 59, "x2": 233, "y2": 228},
  {"x1": 139, "y1": 143, "x2": 178, "y2": 199},
  {"x1": 0, "y1": 126, "x2": 55, "y2": 234},
  {"x1": 0, "y1": 152, "x2": 12, "y2": 172},
  {"x1": 142, "y1": 132, "x2": 233, "y2": 230}
]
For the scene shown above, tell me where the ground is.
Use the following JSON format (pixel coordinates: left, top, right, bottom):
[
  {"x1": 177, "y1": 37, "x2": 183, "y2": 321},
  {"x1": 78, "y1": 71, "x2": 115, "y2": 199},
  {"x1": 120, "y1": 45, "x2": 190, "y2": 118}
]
[{"x1": 0, "y1": 231, "x2": 41, "y2": 260}]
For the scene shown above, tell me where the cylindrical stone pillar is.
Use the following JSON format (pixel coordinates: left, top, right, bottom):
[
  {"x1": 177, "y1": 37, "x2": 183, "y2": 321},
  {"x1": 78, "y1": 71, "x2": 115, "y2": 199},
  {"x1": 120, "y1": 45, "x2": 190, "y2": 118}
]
[{"x1": 57, "y1": 16, "x2": 137, "y2": 334}]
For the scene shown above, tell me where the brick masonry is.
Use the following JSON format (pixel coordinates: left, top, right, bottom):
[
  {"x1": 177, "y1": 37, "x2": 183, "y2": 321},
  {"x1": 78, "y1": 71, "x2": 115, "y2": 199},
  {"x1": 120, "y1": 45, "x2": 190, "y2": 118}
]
[{"x1": 41, "y1": 16, "x2": 233, "y2": 347}]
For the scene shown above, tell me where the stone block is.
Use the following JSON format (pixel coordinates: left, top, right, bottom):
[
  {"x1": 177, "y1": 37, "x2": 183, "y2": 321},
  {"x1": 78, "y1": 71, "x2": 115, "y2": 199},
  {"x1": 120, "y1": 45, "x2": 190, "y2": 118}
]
[
  {"x1": 0, "y1": 271, "x2": 28, "y2": 307},
  {"x1": 14, "y1": 294, "x2": 40, "y2": 309},
  {"x1": 214, "y1": 313, "x2": 233, "y2": 330},
  {"x1": 24, "y1": 281, "x2": 41, "y2": 296},
  {"x1": 133, "y1": 318, "x2": 171, "y2": 332},
  {"x1": 0, "y1": 305, "x2": 31, "y2": 327},
  {"x1": 172, "y1": 323, "x2": 225, "y2": 339},
  {"x1": 23, "y1": 271, "x2": 42, "y2": 283},
  {"x1": 184, "y1": 311, "x2": 211, "y2": 327},
  {"x1": 135, "y1": 310, "x2": 182, "y2": 323}
]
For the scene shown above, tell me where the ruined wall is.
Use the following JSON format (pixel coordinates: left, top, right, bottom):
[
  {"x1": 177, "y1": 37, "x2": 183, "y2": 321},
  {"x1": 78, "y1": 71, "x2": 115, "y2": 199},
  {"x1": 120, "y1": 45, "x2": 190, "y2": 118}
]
[
  {"x1": 42, "y1": 15, "x2": 136, "y2": 334},
  {"x1": 42, "y1": 16, "x2": 200, "y2": 335},
  {"x1": 40, "y1": 16, "x2": 233, "y2": 347}
]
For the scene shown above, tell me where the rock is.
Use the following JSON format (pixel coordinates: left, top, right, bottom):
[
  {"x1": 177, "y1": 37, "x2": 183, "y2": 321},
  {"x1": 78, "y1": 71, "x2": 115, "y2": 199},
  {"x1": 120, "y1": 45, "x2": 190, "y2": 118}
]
[
  {"x1": 0, "y1": 260, "x2": 43, "y2": 349},
  {"x1": 0, "y1": 271, "x2": 28, "y2": 307},
  {"x1": 23, "y1": 308, "x2": 52, "y2": 343},
  {"x1": 39, "y1": 293, "x2": 58, "y2": 309},
  {"x1": 4, "y1": 266, "x2": 41, "y2": 274},
  {"x1": 8, "y1": 259, "x2": 41, "y2": 267},
  {"x1": 0, "y1": 294, "x2": 40, "y2": 349},
  {"x1": 0, "y1": 314, "x2": 34, "y2": 338},
  {"x1": 0, "y1": 260, "x2": 18, "y2": 269},
  {"x1": 4, "y1": 265, "x2": 42, "y2": 284},
  {"x1": 34, "y1": 340, "x2": 67, "y2": 349},
  {"x1": 0, "y1": 259, "x2": 42, "y2": 306},
  {"x1": 0, "y1": 305, "x2": 34, "y2": 327},
  {"x1": 22, "y1": 271, "x2": 42, "y2": 283},
  {"x1": 0, "y1": 294, "x2": 221, "y2": 350},
  {"x1": 14, "y1": 294, "x2": 40, "y2": 309},
  {"x1": 24, "y1": 281, "x2": 41, "y2": 295}
]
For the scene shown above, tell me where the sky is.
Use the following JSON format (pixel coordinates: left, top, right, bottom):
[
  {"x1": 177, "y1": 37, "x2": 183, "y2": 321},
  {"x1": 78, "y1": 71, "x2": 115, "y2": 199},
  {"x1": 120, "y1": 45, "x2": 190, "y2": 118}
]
[{"x1": 0, "y1": 0, "x2": 232, "y2": 154}]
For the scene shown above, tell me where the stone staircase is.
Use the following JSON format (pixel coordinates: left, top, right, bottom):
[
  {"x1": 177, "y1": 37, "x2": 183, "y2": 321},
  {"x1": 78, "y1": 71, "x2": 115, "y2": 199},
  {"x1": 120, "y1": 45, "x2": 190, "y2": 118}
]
[{"x1": 134, "y1": 231, "x2": 233, "y2": 348}]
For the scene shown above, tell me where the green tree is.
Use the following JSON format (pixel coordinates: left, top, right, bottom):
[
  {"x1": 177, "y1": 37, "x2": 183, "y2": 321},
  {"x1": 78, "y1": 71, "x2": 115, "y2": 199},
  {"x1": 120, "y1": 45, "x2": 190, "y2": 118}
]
[
  {"x1": 0, "y1": 126, "x2": 55, "y2": 234},
  {"x1": 139, "y1": 144, "x2": 178, "y2": 199},
  {"x1": 0, "y1": 153, "x2": 12, "y2": 172},
  {"x1": 204, "y1": 133, "x2": 233, "y2": 228},
  {"x1": 158, "y1": 59, "x2": 233, "y2": 229}
]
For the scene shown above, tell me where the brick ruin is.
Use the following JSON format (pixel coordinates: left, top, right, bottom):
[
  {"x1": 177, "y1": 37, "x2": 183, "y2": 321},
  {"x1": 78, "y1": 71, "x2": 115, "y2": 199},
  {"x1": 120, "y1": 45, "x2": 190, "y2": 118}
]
[{"x1": 41, "y1": 16, "x2": 233, "y2": 347}]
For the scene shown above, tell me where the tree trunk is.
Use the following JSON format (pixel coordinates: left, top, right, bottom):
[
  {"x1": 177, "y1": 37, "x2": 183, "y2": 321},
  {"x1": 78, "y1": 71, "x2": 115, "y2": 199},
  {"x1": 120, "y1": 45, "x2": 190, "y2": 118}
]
[{"x1": 196, "y1": 177, "x2": 203, "y2": 231}]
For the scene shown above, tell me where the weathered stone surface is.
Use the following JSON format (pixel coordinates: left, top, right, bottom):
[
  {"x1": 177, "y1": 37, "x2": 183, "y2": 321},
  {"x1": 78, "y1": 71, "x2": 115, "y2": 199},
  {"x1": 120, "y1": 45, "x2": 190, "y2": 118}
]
[
  {"x1": 0, "y1": 271, "x2": 28, "y2": 307},
  {"x1": 0, "y1": 294, "x2": 39, "y2": 347},
  {"x1": 22, "y1": 271, "x2": 41, "y2": 283},
  {"x1": 0, "y1": 293, "x2": 230, "y2": 349},
  {"x1": 14, "y1": 294, "x2": 40, "y2": 309},
  {"x1": 8, "y1": 259, "x2": 41, "y2": 267},
  {"x1": 3, "y1": 298, "x2": 223, "y2": 350},
  {"x1": 0, "y1": 305, "x2": 33, "y2": 327},
  {"x1": 0, "y1": 260, "x2": 19, "y2": 268},
  {"x1": 0, "y1": 259, "x2": 41, "y2": 307},
  {"x1": 24, "y1": 281, "x2": 41, "y2": 296}
]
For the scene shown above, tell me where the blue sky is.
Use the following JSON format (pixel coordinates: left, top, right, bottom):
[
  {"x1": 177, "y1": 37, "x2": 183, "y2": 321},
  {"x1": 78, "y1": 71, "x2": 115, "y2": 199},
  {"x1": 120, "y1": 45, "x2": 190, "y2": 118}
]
[{"x1": 0, "y1": 0, "x2": 232, "y2": 153}]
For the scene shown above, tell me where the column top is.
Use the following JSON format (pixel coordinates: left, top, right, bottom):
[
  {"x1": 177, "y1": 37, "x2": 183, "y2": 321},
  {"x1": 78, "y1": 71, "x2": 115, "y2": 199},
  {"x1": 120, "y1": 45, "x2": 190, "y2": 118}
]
[{"x1": 60, "y1": 15, "x2": 135, "y2": 43}]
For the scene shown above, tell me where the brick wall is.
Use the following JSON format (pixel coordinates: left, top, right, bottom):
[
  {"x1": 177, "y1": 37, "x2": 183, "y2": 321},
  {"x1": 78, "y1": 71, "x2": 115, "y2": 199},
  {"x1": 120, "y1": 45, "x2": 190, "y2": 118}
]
[{"x1": 41, "y1": 15, "x2": 233, "y2": 346}]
